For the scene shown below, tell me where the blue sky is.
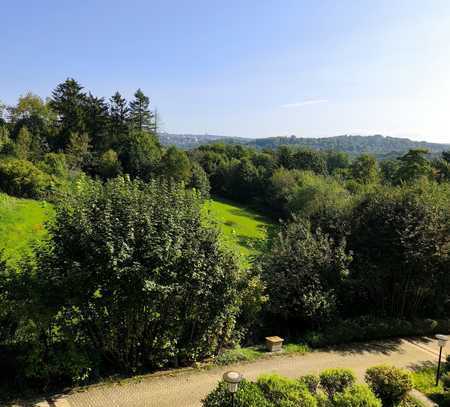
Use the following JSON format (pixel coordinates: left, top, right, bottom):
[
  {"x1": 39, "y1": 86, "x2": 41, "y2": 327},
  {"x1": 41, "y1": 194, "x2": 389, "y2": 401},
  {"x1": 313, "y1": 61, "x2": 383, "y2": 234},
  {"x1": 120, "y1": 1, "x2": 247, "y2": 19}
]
[{"x1": 2, "y1": 0, "x2": 450, "y2": 143}]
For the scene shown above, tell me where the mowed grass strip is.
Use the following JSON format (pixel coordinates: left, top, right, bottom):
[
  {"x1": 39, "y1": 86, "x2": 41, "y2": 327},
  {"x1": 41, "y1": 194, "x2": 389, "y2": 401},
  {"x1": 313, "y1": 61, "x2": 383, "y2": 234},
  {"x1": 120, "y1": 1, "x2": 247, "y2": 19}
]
[
  {"x1": 202, "y1": 197, "x2": 272, "y2": 264},
  {"x1": 0, "y1": 193, "x2": 54, "y2": 265}
]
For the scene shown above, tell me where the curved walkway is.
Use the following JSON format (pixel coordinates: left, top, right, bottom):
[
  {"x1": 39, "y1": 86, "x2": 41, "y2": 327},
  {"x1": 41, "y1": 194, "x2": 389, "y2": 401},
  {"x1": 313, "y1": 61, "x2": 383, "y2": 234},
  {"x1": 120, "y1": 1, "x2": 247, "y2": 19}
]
[{"x1": 30, "y1": 337, "x2": 448, "y2": 407}]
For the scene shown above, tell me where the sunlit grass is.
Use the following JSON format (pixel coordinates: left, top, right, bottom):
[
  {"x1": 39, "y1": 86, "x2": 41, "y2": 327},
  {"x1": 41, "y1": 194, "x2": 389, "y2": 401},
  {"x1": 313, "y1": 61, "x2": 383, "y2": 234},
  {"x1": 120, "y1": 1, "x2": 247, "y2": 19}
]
[
  {"x1": 412, "y1": 364, "x2": 450, "y2": 406},
  {"x1": 215, "y1": 342, "x2": 310, "y2": 366},
  {"x1": 202, "y1": 197, "x2": 272, "y2": 265},
  {"x1": 0, "y1": 193, "x2": 53, "y2": 266}
]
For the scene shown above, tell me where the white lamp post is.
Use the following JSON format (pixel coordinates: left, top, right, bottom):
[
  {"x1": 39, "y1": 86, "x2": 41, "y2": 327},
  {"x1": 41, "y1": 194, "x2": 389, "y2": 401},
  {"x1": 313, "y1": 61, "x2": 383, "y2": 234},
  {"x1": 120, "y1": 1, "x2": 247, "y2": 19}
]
[
  {"x1": 435, "y1": 334, "x2": 448, "y2": 386},
  {"x1": 223, "y1": 371, "x2": 243, "y2": 407}
]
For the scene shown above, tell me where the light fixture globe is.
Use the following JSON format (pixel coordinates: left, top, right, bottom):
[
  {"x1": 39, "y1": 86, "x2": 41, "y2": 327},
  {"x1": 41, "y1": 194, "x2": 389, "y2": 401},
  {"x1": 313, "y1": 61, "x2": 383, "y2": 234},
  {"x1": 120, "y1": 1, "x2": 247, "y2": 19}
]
[
  {"x1": 436, "y1": 334, "x2": 448, "y2": 348},
  {"x1": 223, "y1": 371, "x2": 243, "y2": 393}
]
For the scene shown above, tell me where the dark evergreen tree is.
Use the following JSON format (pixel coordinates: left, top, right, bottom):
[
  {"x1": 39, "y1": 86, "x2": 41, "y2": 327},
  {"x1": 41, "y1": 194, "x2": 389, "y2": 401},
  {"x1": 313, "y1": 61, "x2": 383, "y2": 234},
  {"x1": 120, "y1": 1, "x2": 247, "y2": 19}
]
[
  {"x1": 84, "y1": 93, "x2": 109, "y2": 151},
  {"x1": 49, "y1": 78, "x2": 87, "y2": 147},
  {"x1": 129, "y1": 89, "x2": 154, "y2": 132},
  {"x1": 109, "y1": 91, "x2": 129, "y2": 146}
]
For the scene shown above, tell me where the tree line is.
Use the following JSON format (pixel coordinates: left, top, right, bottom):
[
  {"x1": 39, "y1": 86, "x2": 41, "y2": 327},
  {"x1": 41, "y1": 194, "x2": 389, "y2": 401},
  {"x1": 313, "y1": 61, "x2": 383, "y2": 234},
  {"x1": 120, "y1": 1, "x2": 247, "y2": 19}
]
[{"x1": 0, "y1": 79, "x2": 209, "y2": 199}]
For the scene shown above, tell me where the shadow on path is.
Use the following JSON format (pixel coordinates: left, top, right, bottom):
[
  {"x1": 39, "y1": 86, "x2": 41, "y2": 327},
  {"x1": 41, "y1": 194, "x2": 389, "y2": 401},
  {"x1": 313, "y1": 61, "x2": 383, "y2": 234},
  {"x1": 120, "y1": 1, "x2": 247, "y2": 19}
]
[{"x1": 326, "y1": 338, "x2": 404, "y2": 356}]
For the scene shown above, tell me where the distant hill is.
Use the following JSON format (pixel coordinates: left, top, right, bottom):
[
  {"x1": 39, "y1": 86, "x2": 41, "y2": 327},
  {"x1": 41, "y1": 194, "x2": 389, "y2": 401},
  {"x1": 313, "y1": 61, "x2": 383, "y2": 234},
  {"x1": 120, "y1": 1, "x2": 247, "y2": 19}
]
[
  {"x1": 244, "y1": 135, "x2": 449, "y2": 156},
  {"x1": 157, "y1": 132, "x2": 245, "y2": 149},
  {"x1": 158, "y1": 133, "x2": 449, "y2": 157}
]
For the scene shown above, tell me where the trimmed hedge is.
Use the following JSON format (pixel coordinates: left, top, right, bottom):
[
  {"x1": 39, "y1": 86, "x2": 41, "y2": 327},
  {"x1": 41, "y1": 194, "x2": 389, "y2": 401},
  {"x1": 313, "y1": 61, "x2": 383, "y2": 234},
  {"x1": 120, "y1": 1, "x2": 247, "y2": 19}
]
[
  {"x1": 304, "y1": 317, "x2": 450, "y2": 348},
  {"x1": 203, "y1": 369, "x2": 385, "y2": 407}
]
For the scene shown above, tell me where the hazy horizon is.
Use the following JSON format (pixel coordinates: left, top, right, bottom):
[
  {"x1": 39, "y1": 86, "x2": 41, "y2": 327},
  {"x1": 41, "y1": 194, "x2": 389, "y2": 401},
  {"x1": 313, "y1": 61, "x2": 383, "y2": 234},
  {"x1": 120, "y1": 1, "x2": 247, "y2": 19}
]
[{"x1": 2, "y1": 0, "x2": 450, "y2": 144}]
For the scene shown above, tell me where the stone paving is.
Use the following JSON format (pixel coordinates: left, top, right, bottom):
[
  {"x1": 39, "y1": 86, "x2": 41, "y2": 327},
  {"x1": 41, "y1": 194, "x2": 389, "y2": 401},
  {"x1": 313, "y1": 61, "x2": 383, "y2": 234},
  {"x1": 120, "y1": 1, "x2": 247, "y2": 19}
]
[{"x1": 17, "y1": 337, "x2": 449, "y2": 407}]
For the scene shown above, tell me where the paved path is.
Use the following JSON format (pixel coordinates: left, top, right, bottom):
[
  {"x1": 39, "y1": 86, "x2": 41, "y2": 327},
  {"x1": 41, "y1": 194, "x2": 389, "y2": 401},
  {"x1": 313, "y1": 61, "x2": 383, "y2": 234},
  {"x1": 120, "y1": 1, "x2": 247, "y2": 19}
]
[{"x1": 28, "y1": 337, "x2": 450, "y2": 407}]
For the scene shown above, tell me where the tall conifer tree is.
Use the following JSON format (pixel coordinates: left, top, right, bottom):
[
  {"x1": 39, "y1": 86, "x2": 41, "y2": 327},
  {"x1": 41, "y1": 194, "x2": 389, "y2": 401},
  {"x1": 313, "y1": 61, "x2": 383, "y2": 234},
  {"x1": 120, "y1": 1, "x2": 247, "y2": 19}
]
[{"x1": 129, "y1": 89, "x2": 154, "y2": 132}]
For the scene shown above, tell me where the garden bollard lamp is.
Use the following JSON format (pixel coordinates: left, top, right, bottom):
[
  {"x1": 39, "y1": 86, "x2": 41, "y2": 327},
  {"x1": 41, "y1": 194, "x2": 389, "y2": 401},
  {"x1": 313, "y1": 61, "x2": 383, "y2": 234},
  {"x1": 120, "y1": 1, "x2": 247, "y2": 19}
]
[
  {"x1": 223, "y1": 371, "x2": 243, "y2": 407},
  {"x1": 435, "y1": 334, "x2": 448, "y2": 386}
]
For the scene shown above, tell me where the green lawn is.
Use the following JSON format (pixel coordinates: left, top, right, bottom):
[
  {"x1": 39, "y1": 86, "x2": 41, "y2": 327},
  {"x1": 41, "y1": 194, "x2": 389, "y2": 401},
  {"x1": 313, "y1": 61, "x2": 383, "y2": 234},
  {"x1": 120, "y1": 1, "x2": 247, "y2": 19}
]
[
  {"x1": 202, "y1": 197, "x2": 272, "y2": 264},
  {"x1": 0, "y1": 193, "x2": 53, "y2": 266},
  {"x1": 0, "y1": 194, "x2": 271, "y2": 267}
]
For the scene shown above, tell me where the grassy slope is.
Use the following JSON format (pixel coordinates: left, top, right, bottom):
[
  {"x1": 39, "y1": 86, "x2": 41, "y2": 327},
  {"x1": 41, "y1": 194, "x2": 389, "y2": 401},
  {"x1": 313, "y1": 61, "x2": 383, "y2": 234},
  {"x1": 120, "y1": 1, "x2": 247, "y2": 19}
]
[
  {"x1": 202, "y1": 197, "x2": 272, "y2": 264},
  {"x1": 0, "y1": 193, "x2": 53, "y2": 265},
  {"x1": 0, "y1": 194, "x2": 271, "y2": 266}
]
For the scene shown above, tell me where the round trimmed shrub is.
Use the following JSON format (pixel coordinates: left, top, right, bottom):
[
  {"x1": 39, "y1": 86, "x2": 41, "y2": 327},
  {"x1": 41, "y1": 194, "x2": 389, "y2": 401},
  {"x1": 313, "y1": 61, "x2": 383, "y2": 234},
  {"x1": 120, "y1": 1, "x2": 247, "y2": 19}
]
[
  {"x1": 320, "y1": 368, "x2": 356, "y2": 397},
  {"x1": 202, "y1": 380, "x2": 273, "y2": 407},
  {"x1": 257, "y1": 373, "x2": 317, "y2": 407},
  {"x1": 365, "y1": 365, "x2": 412, "y2": 406},
  {"x1": 333, "y1": 384, "x2": 382, "y2": 407}
]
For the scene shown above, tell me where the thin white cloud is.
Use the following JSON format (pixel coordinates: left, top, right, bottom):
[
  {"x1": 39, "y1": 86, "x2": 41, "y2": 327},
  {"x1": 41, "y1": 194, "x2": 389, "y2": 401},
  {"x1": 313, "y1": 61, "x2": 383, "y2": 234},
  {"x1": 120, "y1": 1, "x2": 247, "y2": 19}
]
[{"x1": 281, "y1": 99, "x2": 328, "y2": 108}]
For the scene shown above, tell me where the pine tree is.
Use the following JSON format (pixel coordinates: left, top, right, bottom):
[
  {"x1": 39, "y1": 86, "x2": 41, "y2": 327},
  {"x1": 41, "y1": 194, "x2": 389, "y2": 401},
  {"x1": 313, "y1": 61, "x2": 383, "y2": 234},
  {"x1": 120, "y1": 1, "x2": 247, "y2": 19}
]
[
  {"x1": 49, "y1": 78, "x2": 87, "y2": 147},
  {"x1": 129, "y1": 89, "x2": 154, "y2": 132},
  {"x1": 109, "y1": 92, "x2": 129, "y2": 145},
  {"x1": 84, "y1": 93, "x2": 109, "y2": 151}
]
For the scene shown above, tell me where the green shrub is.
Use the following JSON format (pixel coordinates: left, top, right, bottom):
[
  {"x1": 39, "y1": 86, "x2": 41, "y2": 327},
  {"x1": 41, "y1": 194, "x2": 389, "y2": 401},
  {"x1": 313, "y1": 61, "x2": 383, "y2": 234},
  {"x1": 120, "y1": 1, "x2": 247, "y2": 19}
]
[
  {"x1": 29, "y1": 177, "x2": 244, "y2": 374},
  {"x1": 445, "y1": 354, "x2": 450, "y2": 372},
  {"x1": 320, "y1": 368, "x2": 356, "y2": 397},
  {"x1": 441, "y1": 372, "x2": 450, "y2": 390},
  {"x1": 202, "y1": 380, "x2": 273, "y2": 407},
  {"x1": 0, "y1": 159, "x2": 52, "y2": 199},
  {"x1": 333, "y1": 384, "x2": 382, "y2": 407},
  {"x1": 365, "y1": 365, "x2": 412, "y2": 406},
  {"x1": 300, "y1": 374, "x2": 320, "y2": 394},
  {"x1": 96, "y1": 149, "x2": 122, "y2": 179},
  {"x1": 305, "y1": 317, "x2": 450, "y2": 348},
  {"x1": 257, "y1": 373, "x2": 317, "y2": 406},
  {"x1": 38, "y1": 152, "x2": 69, "y2": 178}
]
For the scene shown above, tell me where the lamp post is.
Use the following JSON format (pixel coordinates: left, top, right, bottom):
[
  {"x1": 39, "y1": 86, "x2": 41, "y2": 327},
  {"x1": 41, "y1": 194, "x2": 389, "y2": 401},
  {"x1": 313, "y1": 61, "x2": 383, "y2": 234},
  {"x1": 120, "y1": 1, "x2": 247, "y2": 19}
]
[
  {"x1": 223, "y1": 371, "x2": 243, "y2": 407},
  {"x1": 435, "y1": 334, "x2": 448, "y2": 386}
]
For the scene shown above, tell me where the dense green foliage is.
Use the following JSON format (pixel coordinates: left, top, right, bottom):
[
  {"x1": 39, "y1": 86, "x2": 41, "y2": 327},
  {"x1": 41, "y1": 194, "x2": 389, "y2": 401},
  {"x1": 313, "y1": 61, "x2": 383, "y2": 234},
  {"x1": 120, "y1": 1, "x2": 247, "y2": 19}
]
[
  {"x1": 0, "y1": 177, "x2": 246, "y2": 388},
  {"x1": 260, "y1": 219, "x2": 350, "y2": 329},
  {"x1": 304, "y1": 317, "x2": 450, "y2": 348},
  {"x1": 0, "y1": 79, "x2": 206, "y2": 199}
]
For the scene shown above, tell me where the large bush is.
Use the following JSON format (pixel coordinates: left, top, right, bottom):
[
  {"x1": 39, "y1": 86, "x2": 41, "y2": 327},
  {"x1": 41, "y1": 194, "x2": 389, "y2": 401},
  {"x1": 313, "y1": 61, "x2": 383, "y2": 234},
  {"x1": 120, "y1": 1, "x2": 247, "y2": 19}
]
[
  {"x1": 0, "y1": 159, "x2": 52, "y2": 198},
  {"x1": 347, "y1": 185, "x2": 450, "y2": 318},
  {"x1": 365, "y1": 365, "x2": 412, "y2": 406},
  {"x1": 260, "y1": 218, "x2": 351, "y2": 330},
  {"x1": 9, "y1": 177, "x2": 244, "y2": 384}
]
